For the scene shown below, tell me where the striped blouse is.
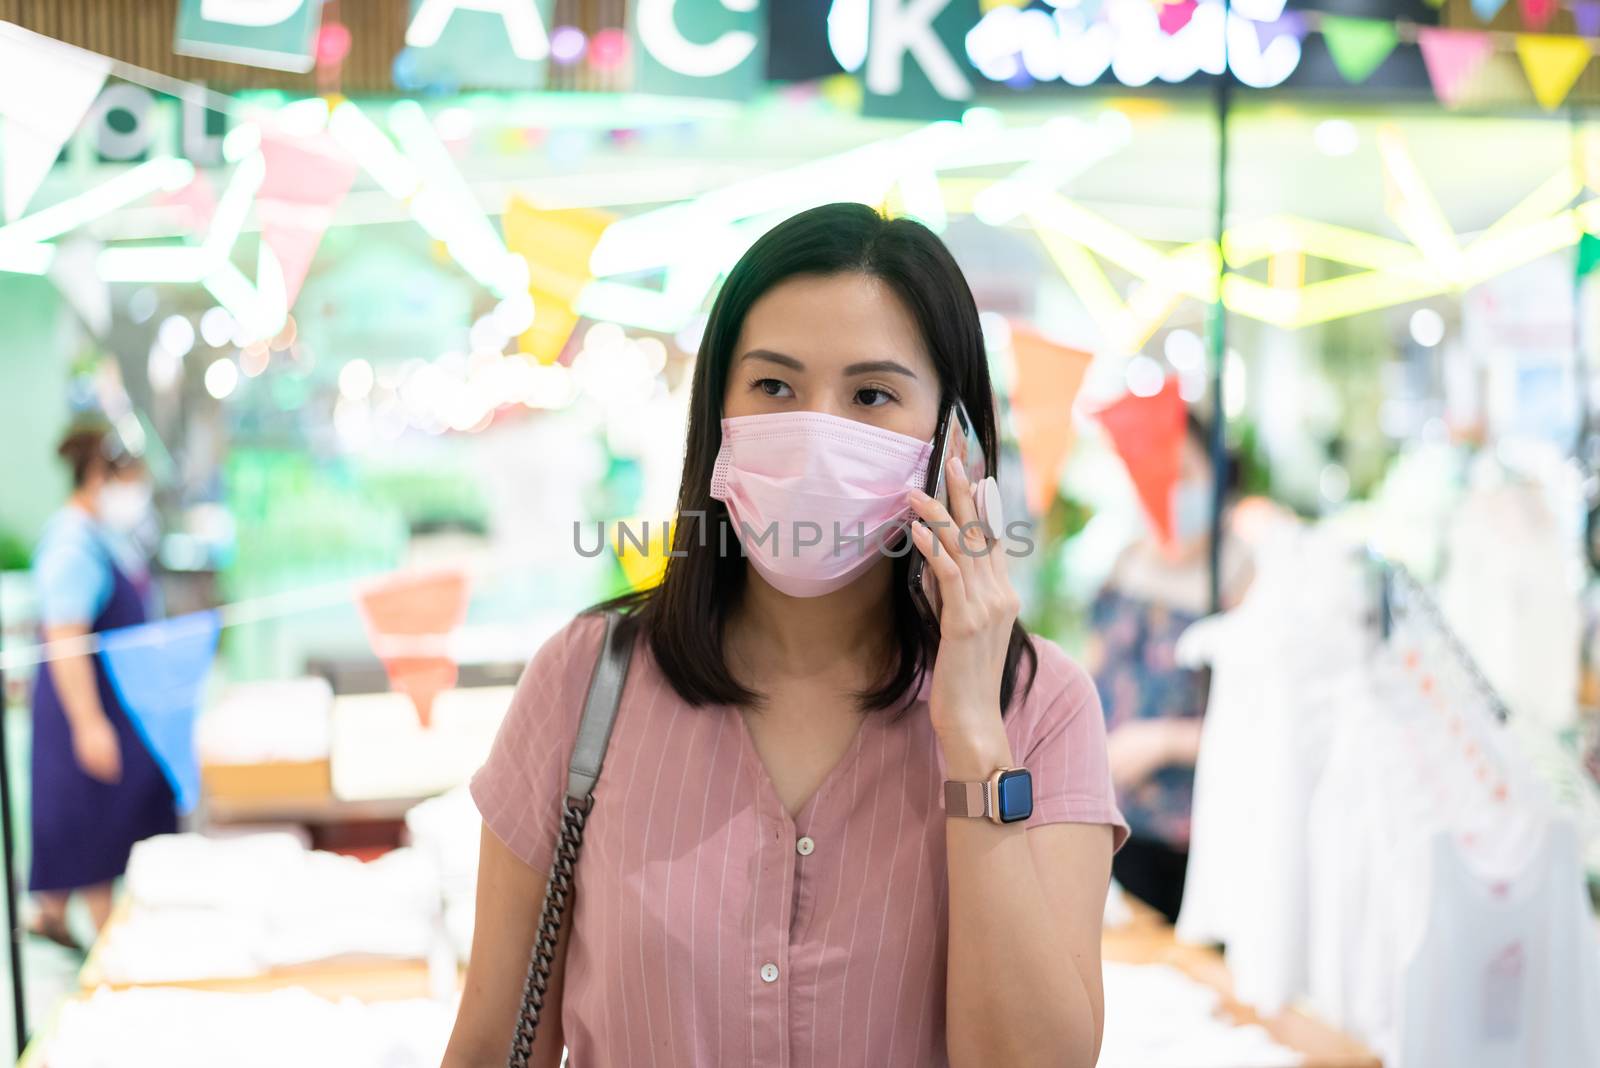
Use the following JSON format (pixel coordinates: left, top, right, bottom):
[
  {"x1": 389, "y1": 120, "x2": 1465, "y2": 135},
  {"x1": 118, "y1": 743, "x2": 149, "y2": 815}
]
[{"x1": 471, "y1": 612, "x2": 1126, "y2": 1067}]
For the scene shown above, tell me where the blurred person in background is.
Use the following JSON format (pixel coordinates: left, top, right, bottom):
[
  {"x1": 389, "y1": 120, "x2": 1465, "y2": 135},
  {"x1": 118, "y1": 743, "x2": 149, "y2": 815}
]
[
  {"x1": 27, "y1": 422, "x2": 173, "y2": 950},
  {"x1": 1084, "y1": 413, "x2": 1251, "y2": 924}
]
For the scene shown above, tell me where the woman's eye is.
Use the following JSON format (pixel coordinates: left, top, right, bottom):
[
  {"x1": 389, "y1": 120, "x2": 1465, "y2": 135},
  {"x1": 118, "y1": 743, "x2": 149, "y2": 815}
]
[
  {"x1": 855, "y1": 387, "x2": 893, "y2": 407},
  {"x1": 753, "y1": 378, "x2": 793, "y2": 398}
]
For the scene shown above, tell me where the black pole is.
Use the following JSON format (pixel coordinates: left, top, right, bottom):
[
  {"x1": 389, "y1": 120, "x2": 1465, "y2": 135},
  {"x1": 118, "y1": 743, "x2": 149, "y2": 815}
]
[
  {"x1": 0, "y1": 583, "x2": 28, "y2": 1058},
  {"x1": 1208, "y1": 12, "x2": 1232, "y2": 617}
]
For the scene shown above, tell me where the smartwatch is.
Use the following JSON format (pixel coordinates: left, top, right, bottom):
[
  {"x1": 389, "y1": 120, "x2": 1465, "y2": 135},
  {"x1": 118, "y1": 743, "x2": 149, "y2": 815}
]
[{"x1": 943, "y1": 766, "x2": 1033, "y2": 825}]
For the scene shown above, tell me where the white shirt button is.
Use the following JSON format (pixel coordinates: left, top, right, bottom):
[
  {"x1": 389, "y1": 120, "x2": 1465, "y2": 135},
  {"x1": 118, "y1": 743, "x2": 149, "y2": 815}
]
[
  {"x1": 796, "y1": 836, "x2": 815, "y2": 856},
  {"x1": 760, "y1": 962, "x2": 779, "y2": 983}
]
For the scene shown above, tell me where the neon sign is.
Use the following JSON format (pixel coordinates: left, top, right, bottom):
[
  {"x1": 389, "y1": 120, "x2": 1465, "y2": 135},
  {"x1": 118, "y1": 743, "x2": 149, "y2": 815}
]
[{"x1": 963, "y1": 0, "x2": 1302, "y2": 91}]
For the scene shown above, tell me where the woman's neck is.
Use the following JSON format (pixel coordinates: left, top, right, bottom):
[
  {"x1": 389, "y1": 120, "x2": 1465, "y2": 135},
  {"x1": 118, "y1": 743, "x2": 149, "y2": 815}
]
[
  {"x1": 68, "y1": 491, "x2": 96, "y2": 517},
  {"x1": 728, "y1": 561, "x2": 895, "y2": 683}
]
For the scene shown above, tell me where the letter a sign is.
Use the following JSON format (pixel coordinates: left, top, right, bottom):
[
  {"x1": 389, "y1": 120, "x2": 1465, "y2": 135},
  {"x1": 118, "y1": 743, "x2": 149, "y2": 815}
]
[{"x1": 173, "y1": 0, "x2": 323, "y2": 73}]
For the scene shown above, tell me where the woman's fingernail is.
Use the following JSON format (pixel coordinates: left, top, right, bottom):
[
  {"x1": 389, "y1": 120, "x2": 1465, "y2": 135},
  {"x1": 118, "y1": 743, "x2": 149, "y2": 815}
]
[{"x1": 908, "y1": 488, "x2": 930, "y2": 504}]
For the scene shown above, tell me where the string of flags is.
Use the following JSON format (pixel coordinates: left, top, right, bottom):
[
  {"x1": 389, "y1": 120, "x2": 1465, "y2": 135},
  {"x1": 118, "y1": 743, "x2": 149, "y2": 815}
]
[
  {"x1": 1260, "y1": 4, "x2": 1600, "y2": 111},
  {"x1": 10, "y1": 564, "x2": 472, "y2": 814}
]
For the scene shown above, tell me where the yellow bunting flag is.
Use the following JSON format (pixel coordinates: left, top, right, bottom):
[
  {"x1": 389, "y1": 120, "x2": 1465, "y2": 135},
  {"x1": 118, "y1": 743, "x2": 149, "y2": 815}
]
[
  {"x1": 615, "y1": 516, "x2": 674, "y2": 592},
  {"x1": 1008, "y1": 327, "x2": 1093, "y2": 519},
  {"x1": 502, "y1": 196, "x2": 615, "y2": 364},
  {"x1": 1514, "y1": 35, "x2": 1592, "y2": 111}
]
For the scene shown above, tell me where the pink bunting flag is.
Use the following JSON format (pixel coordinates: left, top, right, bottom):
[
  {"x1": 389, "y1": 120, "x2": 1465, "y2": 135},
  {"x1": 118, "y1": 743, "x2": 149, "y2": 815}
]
[
  {"x1": 1159, "y1": 0, "x2": 1198, "y2": 36},
  {"x1": 1416, "y1": 27, "x2": 1496, "y2": 106},
  {"x1": 155, "y1": 171, "x2": 218, "y2": 235},
  {"x1": 1094, "y1": 379, "x2": 1187, "y2": 546},
  {"x1": 257, "y1": 127, "x2": 358, "y2": 310},
  {"x1": 1519, "y1": 0, "x2": 1558, "y2": 32}
]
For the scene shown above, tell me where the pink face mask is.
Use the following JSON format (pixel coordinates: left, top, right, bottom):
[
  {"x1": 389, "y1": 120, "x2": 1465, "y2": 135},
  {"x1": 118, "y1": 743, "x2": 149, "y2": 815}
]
[{"x1": 710, "y1": 411, "x2": 934, "y2": 598}]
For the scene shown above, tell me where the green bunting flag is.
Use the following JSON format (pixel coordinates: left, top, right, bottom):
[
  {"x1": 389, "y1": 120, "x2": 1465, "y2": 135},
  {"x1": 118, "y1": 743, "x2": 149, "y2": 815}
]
[
  {"x1": 1577, "y1": 232, "x2": 1600, "y2": 279},
  {"x1": 1320, "y1": 16, "x2": 1400, "y2": 85}
]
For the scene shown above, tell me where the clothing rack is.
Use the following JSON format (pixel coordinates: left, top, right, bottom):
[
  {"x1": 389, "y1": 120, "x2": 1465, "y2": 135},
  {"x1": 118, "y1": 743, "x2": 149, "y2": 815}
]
[{"x1": 1368, "y1": 552, "x2": 1513, "y2": 725}]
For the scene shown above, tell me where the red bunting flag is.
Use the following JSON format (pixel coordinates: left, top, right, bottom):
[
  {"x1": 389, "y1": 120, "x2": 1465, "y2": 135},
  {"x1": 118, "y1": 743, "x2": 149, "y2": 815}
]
[
  {"x1": 257, "y1": 126, "x2": 358, "y2": 311},
  {"x1": 1519, "y1": 0, "x2": 1558, "y2": 32},
  {"x1": 355, "y1": 569, "x2": 471, "y2": 728},
  {"x1": 1416, "y1": 28, "x2": 1495, "y2": 107},
  {"x1": 1008, "y1": 327, "x2": 1092, "y2": 518},
  {"x1": 1094, "y1": 378, "x2": 1186, "y2": 545}
]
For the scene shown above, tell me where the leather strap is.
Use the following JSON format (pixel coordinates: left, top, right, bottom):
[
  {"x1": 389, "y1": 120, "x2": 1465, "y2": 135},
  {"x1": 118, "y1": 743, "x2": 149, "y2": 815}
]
[{"x1": 566, "y1": 612, "x2": 633, "y2": 802}]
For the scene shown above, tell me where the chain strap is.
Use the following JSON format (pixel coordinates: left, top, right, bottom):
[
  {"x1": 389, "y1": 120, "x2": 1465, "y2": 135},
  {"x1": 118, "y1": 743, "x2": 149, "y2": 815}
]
[{"x1": 507, "y1": 794, "x2": 593, "y2": 1068}]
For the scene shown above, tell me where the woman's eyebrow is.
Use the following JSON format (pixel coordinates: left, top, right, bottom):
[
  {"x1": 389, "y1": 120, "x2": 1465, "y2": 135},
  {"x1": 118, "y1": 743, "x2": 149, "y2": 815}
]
[
  {"x1": 739, "y1": 349, "x2": 805, "y2": 371},
  {"x1": 738, "y1": 351, "x2": 918, "y2": 379},
  {"x1": 843, "y1": 359, "x2": 918, "y2": 378}
]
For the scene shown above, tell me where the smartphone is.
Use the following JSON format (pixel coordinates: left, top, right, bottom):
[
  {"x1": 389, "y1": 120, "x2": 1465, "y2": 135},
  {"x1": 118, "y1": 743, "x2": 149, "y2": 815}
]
[{"x1": 908, "y1": 398, "x2": 988, "y2": 628}]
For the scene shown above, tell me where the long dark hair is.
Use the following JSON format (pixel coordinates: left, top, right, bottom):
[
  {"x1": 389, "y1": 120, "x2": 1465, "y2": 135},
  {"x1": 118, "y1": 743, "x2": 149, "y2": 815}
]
[{"x1": 597, "y1": 202, "x2": 1037, "y2": 719}]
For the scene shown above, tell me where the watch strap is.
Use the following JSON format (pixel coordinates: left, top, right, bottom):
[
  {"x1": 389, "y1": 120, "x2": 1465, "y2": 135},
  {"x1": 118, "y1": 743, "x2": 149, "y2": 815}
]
[{"x1": 944, "y1": 779, "x2": 990, "y2": 819}]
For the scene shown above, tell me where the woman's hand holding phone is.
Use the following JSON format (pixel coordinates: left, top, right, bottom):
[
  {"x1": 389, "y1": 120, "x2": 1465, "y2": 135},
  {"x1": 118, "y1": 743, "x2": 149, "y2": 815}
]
[{"x1": 907, "y1": 456, "x2": 1021, "y2": 774}]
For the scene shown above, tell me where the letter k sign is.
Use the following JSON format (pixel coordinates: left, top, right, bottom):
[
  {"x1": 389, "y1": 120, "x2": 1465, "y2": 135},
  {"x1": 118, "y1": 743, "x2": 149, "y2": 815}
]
[{"x1": 866, "y1": 0, "x2": 975, "y2": 102}]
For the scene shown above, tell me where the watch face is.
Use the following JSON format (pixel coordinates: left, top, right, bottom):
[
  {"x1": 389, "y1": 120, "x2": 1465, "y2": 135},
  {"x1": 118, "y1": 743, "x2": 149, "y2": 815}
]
[{"x1": 995, "y1": 769, "x2": 1033, "y2": 823}]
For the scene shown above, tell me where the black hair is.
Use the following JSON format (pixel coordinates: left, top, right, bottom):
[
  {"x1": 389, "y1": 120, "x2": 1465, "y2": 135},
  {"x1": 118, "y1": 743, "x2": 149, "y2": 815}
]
[{"x1": 595, "y1": 202, "x2": 1036, "y2": 719}]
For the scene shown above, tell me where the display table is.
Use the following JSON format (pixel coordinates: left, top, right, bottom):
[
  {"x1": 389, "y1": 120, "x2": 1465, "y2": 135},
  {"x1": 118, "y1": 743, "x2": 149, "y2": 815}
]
[
  {"x1": 1103, "y1": 896, "x2": 1381, "y2": 1068},
  {"x1": 76, "y1": 897, "x2": 439, "y2": 1001},
  {"x1": 26, "y1": 890, "x2": 1379, "y2": 1068}
]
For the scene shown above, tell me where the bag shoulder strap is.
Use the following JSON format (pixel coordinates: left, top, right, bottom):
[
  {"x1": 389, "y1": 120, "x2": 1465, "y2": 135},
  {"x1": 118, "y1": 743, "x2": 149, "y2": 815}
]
[
  {"x1": 566, "y1": 610, "x2": 633, "y2": 801},
  {"x1": 506, "y1": 610, "x2": 635, "y2": 1068}
]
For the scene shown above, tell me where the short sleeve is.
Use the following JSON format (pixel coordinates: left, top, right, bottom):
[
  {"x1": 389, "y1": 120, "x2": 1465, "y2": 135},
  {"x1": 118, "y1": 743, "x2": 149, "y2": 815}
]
[
  {"x1": 33, "y1": 522, "x2": 111, "y2": 627},
  {"x1": 1010, "y1": 638, "x2": 1129, "y2": 852},
  {"x1": 469, "y1": 613, "x2": 609, "y2": 874}
]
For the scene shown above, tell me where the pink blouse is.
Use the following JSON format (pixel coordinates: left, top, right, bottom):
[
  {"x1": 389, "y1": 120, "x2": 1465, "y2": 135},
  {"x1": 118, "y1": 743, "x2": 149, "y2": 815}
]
[{"x1": 471, "y1": 613, "x2": 1126, "y2": 1068}]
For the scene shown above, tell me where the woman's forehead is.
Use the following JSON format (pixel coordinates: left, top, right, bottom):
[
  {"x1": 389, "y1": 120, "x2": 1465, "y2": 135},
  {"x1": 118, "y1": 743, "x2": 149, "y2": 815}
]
[{"x1": 735, "y1": 273, "x2": 934, "y2": 374}]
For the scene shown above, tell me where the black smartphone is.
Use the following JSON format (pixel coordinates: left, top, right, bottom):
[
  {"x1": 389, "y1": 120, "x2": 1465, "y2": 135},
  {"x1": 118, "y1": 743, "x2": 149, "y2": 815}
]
[{"x1": 908, "y1": 399, "x2": 987, "y2": 628}]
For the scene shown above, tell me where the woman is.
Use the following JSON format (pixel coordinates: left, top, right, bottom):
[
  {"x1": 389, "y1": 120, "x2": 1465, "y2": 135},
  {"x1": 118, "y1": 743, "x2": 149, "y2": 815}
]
[
  {"x1": 28, "y1": 422, "x2": 173, "y2": 951},
  {"x1": 1086, "y1": 412, "x2": 1249, "y2": 924},
  {"x1": 445, "y1": 204, "x2": 1127, "y2": 1068}
]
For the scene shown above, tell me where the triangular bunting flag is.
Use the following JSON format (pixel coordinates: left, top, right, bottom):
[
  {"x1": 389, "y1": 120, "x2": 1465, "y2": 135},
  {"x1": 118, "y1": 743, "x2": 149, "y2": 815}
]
[
  {"x1": 1094, "y1": 378, "x2": 1187, "y2": 545},
  {"x1": 1417, "y1": 28, "x2": 1496, "y2": 107},
  {"x1": 1320, "y1": 16, "x2": 1400, "y2": 85},
  {"x1": 49, "y1": 237, "x2": 110, "y2": 337},
  {"x1": 1575, "y1": 1, "x2": 1600, "y2": 39},
  {"x1": 615, "y1": 517, "x2": 674, "y2": 592},
  {"x1": 502, "y1": 196, "x2": 614, "y2": 364},
  {"x1": 1470, "y1": 0, "x2": 1509, "y2": 20},
  {"x1": 1578, "y1": 231, "x2": 1600, "y2": 278},
  {"x1": 1254, "y1": 10, "x2": 1307, "y2": 53},
  {"x1": 0, "y1": 25, "x2": 110, "y2": 221},
  {"x1": 99, "y1": 611, "x2": 221, "y2": 813},
  {"x1": 1159, "y1": 0, "x2": 1198, "y2": 36},
  {"x1": 1519, "y1": 0, "x2": 1558, "y2": 32},
  {"x1": 257, "y1": 126, "x2": 357, "y2": 311},
  {"x1": 1514, "y1": 34, "x2": 1592, "y2": 110},
  {"x1": 155, "y1": 171, "x2": 218, "y2": 235},
  {"x1": 1008, "y1": 327, "x2": 1092, "y2": 518},
  {"x1": 356, "y1": 569, "x2": 470, "y2": 728}
]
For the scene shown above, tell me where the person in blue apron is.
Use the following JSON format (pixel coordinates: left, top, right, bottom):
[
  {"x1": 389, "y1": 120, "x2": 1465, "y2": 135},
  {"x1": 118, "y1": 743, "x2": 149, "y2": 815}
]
[{"x1": 28, "y1": 423, "x2": 174, "y2": 951}]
